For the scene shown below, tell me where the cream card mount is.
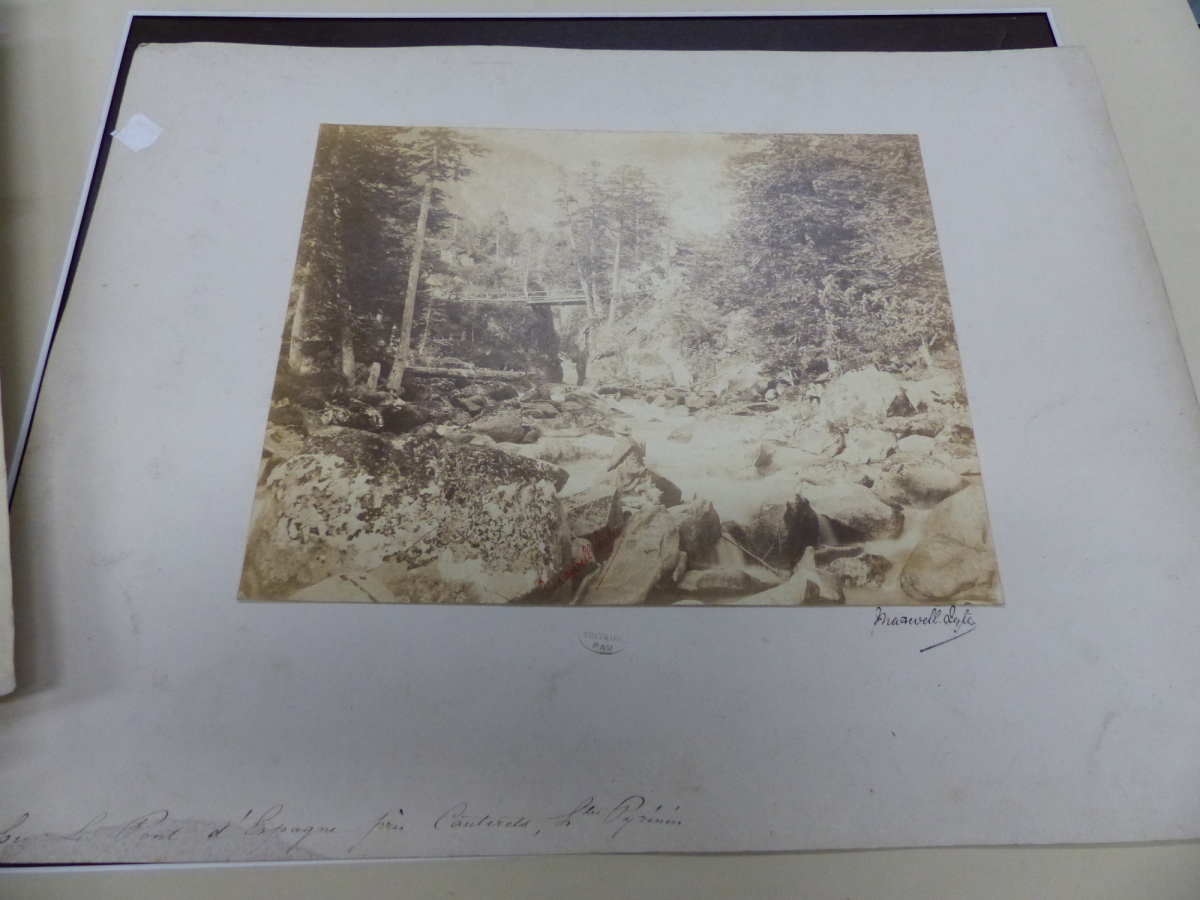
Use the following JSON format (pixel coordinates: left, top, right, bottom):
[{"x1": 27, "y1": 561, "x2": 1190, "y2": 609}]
[{"x1": 10, "y1": 35, "x2": 1200, "y2": 863}]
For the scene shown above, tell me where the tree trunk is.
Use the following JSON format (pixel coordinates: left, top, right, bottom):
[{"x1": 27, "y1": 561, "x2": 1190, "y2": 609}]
[
  {"x1": 387, "y1": 173, "x2": 435, "y2": 392},
  {"x1": 563, "y1": 204, "x2": 595, "y2": 319},
  {"x1": 287, "y1": 279, "x2": 312, "y2": 374},
  {"x1": 329, "y1": 126, "x2": 353, "y2": 387},
  {"x1": 416, "y1": 297, "x2": 435, "y2": 360},
  {"x1": 586, "y1": 205, "x2": 601, "y2": 319},
  {"x1": 607, "y1": 230, "x2": 622, "y2": 327}
]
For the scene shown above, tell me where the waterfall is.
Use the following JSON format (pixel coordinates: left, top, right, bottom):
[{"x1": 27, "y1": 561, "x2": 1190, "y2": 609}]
[
  {"x1": 817, "y1": 513, "x2": 839, "y2": 547},
  {"x1": 716, "y1": 537, "x2": 746, "y2": 568}
]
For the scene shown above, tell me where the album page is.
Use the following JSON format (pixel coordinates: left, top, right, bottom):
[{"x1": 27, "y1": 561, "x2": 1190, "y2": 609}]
[{"x1": 3, "y1": 43, "x2": 1200, "y2": 862}]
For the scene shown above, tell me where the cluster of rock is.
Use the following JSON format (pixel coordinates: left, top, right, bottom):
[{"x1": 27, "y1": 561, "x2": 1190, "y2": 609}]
[
  {"x1": 241, "y1": 427, "x2": 573, "y2": 603},
  {"x1": 244, "y1": 375, "x2": 628, "y2": 604},
  {"x1": 242, "y1": 362, "x2": 1001, "y2": 606},
  {"x1": 553, "y1": 365, "x2": 1000, "y2": 606}
]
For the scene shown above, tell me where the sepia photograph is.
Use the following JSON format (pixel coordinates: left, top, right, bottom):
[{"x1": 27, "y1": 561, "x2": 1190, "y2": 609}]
[{"x1": 239, "y1": 125, "x2": 1002, "y2": 607}]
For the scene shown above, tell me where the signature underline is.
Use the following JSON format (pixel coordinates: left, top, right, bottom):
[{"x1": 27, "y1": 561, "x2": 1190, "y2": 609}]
[{"x1": 919, "y1": 626, "x2": 976, "y2": 653}]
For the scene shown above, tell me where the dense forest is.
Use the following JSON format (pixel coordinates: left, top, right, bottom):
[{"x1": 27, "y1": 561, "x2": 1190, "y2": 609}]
[{"x1": 277, "y1": 125, "x2": 956, "y2": 399}]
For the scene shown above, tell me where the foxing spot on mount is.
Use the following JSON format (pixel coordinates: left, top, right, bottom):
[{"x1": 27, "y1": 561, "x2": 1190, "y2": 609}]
[{"x1": 239, "y1": 125, "x2": 1003, "y2": 607}]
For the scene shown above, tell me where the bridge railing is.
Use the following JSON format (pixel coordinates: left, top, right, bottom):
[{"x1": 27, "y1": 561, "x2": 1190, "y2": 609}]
[{"x1": 460, "y1": 289, "x2": 589, "y2": 304}]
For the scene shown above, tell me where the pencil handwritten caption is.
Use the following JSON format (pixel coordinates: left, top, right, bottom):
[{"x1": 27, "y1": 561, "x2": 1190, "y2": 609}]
[
  {"x1": 0, "y1": 795, "x2": 683, "y2": 857},
  {"x1": 434, "y1": 795, "x2": 682, "y2": 840},
  {"x1": 871, "y1": 605, "x2": 977, "y2": 652}
]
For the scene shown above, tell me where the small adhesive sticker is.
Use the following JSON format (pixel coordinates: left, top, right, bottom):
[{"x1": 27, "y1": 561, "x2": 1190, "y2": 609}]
[{"x1": 112, "y1": 113, "x2": 163, "y2": 152}]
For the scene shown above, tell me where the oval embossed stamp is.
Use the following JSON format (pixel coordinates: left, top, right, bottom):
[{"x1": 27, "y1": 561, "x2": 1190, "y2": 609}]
[{"x1": 580, "y1": 630, "x2": 626, "y2": 655}]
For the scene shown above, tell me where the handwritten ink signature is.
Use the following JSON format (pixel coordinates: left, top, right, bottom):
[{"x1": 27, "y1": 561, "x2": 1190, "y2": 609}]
[{"x1": 872, "y1": 605, "x2": 977, "y2": 651}]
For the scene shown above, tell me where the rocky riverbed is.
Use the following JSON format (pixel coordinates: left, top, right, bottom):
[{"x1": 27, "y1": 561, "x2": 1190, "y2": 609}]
[{"x1": 241, "y1": 364, "x2": 1002, "y2": 606}]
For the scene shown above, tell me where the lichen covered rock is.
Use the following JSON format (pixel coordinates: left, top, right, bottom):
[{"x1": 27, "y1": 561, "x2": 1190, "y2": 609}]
[{"x1": 240, "y1": 427, "x2": 572, "y2": 603}]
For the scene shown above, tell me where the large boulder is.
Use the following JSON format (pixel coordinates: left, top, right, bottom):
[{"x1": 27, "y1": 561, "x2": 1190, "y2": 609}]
[
  {"x1": 522, "y1": 401, "x2": 561, "y2": 419},
  {"x1": 793, "y1": 417, "x2": 845, "y2": 457},
  {"x1": 451, "y1": 394, "x2": 490, "y2": 416},
  {"x1": 320, "y1": 402, "x2": 384, "y2": 432},
  {"x1": 837, "y1": 427, "x2": 896, "y2": 466},
  {"x1": 677, "y1": 568, "x2": 775, "y2": 596},
  {"x1": 379, "y1": 400, "x2": 452, "y2": 435},
  {"x1": 797, "y1": 458, "x2": 871, "y2": 488},
  {"x1": 577, "y1": 505, "x2": 680, "y2": 605},
  {"x1": 826, "y1": 553, "x2": 892, "y2": 588},
  {"x1": 799, "y1": 482, "x2": 904, "y2": 542},
  {"x1": 368, "y1": 561, "x2": 488, "y2": 604},
  {"x1": 734, "y1": 500, "x2": 820, "y2": 570},
  {"x1": 240, "y1": 428, "x2": 572, "y2": 603},
  {"x1": 940, "y1": 455, "x2": 981, "y2": 477},
  {"x1": 469, "y1": 414, "x2": 525, "y2": 444},
  {"x1": 902, "y1": 369, "x2": 964, "y2": 410},
  {"x1": 821, "y1": 367, "x2": 913, "y2": 424},
  {"x1": 924, "y1": 481, "x2": 992, "y2": 549},
  {"x1": 872, "y1": 452, "x2": 969, "y2": 509},
  {"x1": 668, "y1": 499, "x2": 723, "y2": 568},
  {"x1": 512, "y1": 434, "x2": 613, "y2": 466},
  {"x1": 488, "y1": 383, "x2": 520, "y2": 402},
  {"x1": 881, "y1": 412, "x2": 945, "y2": 438},
  {"x1": 562, "y1": 483, "x2": 622, "y2": 538},
  {"x1": 899, "y1": 484, "x2": 1000, "y2": 603},
  {"x1": 899, "y1": 536, "x2": 996, "y2": 602},
  {"x1": 896, "y1": 434, "x2": 936, "y2": 454},
  {"x1": 263, "y1": 425, "x2": 305, "y2": 461},
  {"x1": 937, "y1": 421, "x2": 975, "y2": 446},
  {"x1": 708, "y1": 360, "x2": 763, "y2": 397},
  {"x1": 755, "y1": 444, "x2": 823, "y2": 476}
]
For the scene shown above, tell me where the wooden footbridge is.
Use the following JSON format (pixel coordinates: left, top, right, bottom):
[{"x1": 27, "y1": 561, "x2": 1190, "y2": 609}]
[{"x1": 462, "y1": 289, "x2": 589, "y2": 307}]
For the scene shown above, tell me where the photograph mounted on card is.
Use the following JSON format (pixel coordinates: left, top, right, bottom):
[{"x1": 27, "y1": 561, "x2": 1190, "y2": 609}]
[
  {"x1": 14, "y1": 40, "x2": 1200, "y2": 864},
  {"x1": 242, "y1": 124, "x2": 1001, "y2": 608}
]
